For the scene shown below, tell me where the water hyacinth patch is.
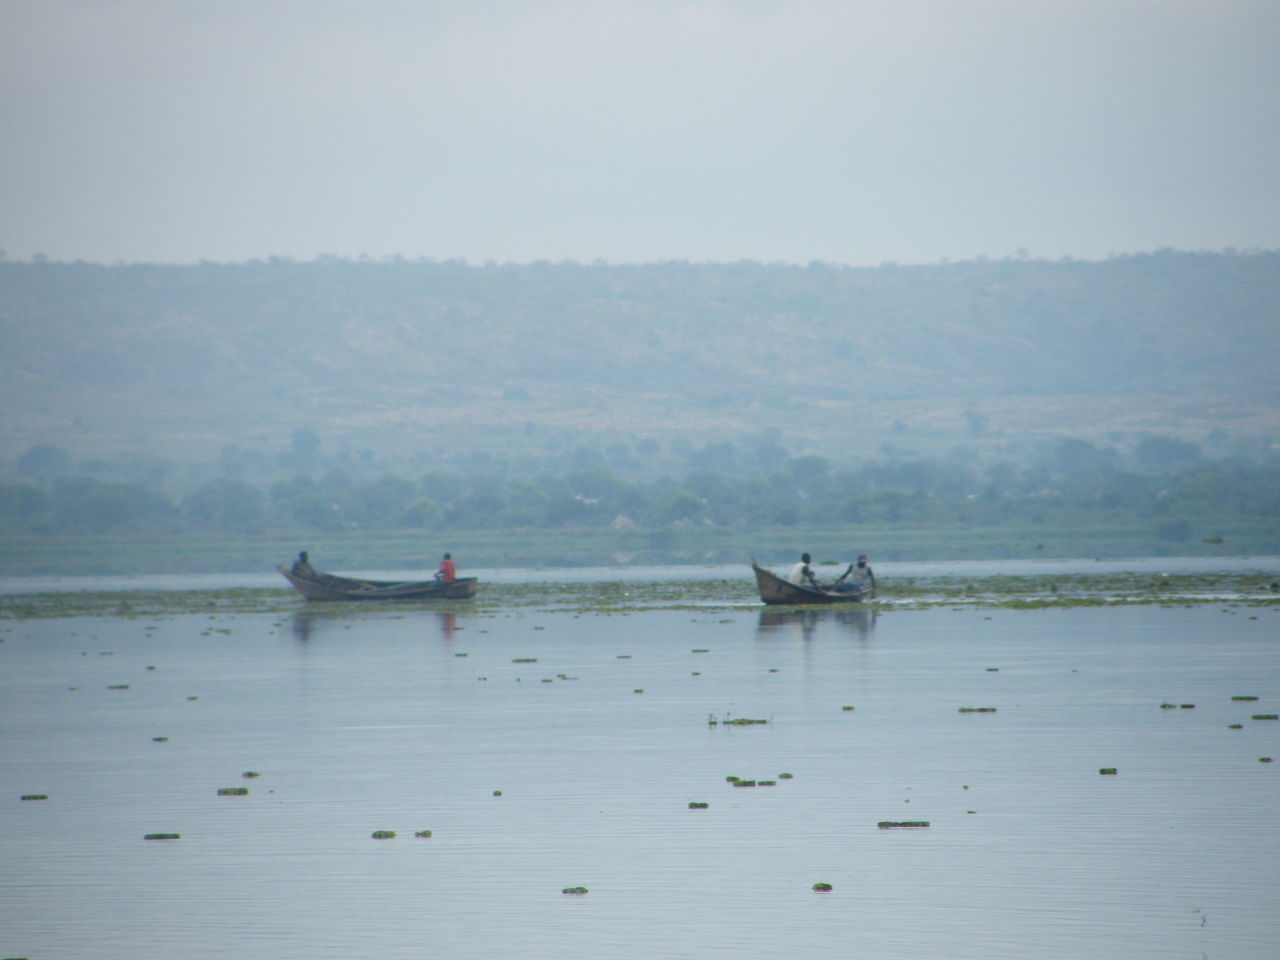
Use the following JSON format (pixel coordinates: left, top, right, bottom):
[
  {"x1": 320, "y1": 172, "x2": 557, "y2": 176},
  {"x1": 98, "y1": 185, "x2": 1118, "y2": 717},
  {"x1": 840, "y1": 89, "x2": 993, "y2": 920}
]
[
  {"x1": 371, "y1": 830, "x2": 396, "y2": 839},
  {"x1": 217, "y1": 787, "x2": 249, "y2": 796}
]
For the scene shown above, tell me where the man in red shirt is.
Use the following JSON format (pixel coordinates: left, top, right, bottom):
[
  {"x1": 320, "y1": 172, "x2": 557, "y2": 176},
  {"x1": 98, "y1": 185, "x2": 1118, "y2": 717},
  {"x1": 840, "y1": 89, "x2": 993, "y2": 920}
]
[{"x1": 437, "y1": 553, "x2": 456, "y2": 582}]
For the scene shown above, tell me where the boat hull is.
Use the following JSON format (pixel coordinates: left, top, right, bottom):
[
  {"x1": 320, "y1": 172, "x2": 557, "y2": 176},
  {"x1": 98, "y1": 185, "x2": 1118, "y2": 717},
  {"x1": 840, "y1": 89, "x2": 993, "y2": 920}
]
[
  {"x1": 752, "y1": 561, "x2": 868, "y2": 605},
  {"x1": 278, "y1": 566, "x2": 478, "y2": 601}
]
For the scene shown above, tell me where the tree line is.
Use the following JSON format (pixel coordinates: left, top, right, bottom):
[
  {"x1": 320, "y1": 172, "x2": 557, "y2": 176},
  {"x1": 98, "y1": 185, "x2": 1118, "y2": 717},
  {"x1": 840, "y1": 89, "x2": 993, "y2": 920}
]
[{"x1": 2, "y1": 437, "x2": 1276, "y2": 542}]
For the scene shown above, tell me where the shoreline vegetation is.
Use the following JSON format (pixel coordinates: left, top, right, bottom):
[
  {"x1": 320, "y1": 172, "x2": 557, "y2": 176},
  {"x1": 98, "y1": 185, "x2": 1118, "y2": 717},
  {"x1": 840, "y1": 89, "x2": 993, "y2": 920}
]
[
  {"x1": 1, "y1": 518, "x2": 1277, "y2": 578},
  {"x1": 2, "y1": 569, "x2": 1276, "y2": 619}
]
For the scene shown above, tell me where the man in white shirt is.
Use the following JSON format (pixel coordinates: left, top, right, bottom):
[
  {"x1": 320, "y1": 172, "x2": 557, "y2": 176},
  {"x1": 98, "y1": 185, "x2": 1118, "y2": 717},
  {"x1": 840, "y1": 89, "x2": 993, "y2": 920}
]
[{"x1": 787, "y1": 552, "x2": 819, "y2": 588}]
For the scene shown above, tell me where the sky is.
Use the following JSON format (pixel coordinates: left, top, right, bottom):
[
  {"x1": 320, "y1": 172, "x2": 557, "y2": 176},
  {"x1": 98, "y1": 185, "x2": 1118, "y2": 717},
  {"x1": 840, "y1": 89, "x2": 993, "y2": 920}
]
[{"x1": 2, "y1": 0, "x2": 1278, "y2": 266}]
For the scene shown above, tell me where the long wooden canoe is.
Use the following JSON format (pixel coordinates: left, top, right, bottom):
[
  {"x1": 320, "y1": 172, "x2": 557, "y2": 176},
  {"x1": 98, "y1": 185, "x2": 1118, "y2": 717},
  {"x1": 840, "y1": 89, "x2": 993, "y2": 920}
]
[
  {"x1": 278, "y1": 566, "x2": 478, "y2": 601},
  {"x1": 752, "y1": 561, "x2": 869, "y2": 605}
]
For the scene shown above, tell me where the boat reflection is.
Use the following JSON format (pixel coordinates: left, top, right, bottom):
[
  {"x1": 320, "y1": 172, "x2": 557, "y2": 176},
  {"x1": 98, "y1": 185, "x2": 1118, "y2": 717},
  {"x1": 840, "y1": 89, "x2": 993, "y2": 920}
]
[{"x1": 755, "y1": 606, "x2": 877, "y2": 641}]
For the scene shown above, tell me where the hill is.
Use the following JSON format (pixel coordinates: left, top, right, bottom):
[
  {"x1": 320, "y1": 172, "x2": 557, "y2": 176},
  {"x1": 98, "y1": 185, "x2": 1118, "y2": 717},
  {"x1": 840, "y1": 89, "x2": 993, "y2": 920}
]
[{"x1": 2, "y1": 250, "x2": 1278, "y2": 463}]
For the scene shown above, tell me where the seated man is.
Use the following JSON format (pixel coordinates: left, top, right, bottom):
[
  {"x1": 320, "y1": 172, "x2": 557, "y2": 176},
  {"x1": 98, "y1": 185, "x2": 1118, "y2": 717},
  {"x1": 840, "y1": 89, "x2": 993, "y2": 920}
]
[
  {"x1": 786, "y1": 552, "x2": 820, "y2": 589},
  {"x1": 436, "y1": 552, "x2": 457, "y2": 582},
  {"x1": 291, "y1": 551, "x2": 316, "y2": 577}
]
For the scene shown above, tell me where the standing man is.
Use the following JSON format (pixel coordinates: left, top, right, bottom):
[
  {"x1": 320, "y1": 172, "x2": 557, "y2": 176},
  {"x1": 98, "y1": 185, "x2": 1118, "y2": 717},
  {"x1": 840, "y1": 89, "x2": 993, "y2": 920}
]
[
  {"x1": 437, "y1": 552, "x2": 457, "y2": 582},
  {"x1": 835, "y1": 554, "x2": 876, "y2": 598}
]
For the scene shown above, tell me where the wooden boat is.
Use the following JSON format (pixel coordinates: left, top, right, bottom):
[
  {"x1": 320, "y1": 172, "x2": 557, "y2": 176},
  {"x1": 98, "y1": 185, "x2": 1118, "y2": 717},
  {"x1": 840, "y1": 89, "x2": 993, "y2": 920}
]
[
  {"x1": 752, "y1": 560, "x2": 869, "y2": 605},
  {"x1": 278, "y1": 565, "x2": 478, "y2": 601}
]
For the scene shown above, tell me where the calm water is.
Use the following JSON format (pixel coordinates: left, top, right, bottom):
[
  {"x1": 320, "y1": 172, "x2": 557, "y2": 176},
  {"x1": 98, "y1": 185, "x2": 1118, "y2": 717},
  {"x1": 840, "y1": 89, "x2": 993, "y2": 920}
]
[{"x1": 2, "y1": 587, "x2": 1278, "y2": 959}]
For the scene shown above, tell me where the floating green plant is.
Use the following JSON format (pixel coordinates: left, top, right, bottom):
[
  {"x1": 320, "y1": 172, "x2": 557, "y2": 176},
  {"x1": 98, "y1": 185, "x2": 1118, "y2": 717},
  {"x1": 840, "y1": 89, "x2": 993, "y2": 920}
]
[
  {"x1": 493, "y1": 790, "x2": 502, "y2": 796},
  {"x1": 692, "y1": 649, "x2": 709, "y2": 653},
  {"x1": 725, "y1": 775, "x2": 739, "y2": 782},
  {"x1": 1159, "y1": 702, "x2": 1177, "y2": 709},
  {"x1": 1260, "y1": 757, "x2": 1273, "y2": 764},
  {"x1": 562, "y1": 886, "x2": 589, "y2": 895},
  {"x1": 778, "y1": 773, "x2": 794, "y2": 779},
  {"x1": 371, "y1": 830, "x2": 396, "y2": 839},
  {"x1": 733, "y1": 780, "x2": 757, "y2": 788},
  {"x1": 986, "y1": 667, "x2": 1000, "y2": 672},
  {"x1": 634, "y1": 688, "x2": 644, "y2": 693},
  {"x1": 1232, "y1": 696, "x2": 1260, "y2": 701},
  {"x1": 20, "y1": 794, "x2": 48, "y2": 801},
  {"x1": 107, "y1": 684, "x2": 130, "y2": 690},
  {"x1": 1099, "y1": 768, "x2": 1118, "y2": 775},
  {"x1": 878, "y1": 821, "x2": 930, "y2": 828},
  {"x1": 688, "y1": 802, "x2": 709, "y2": 809},
  {"x1": 415, "y1": 830, "x2": 433, "y2": 838},
  {"x1": 217, "y1": 787, "x2": 249, "y2": 796},
  {"x1": 242, "y1": 771, "x2": 261, "y2": 778},
  {"x1": 841, "y1": 705, "x2": 855, "y2": 712},
  {"x1": 512, "y1": 658, "x2": 537, "y2": 663},
  {"x1": 958, "y1": 707, "x2": 997, "y2": 713},
  {"x1": 812, "y1": 882, "x2": 833, "y2": 892},
  {"x1": 714, "y1": 716, "x2": 768, "y2": 726},
  {"x1": 1180, "y1": 704, "x2": 1196, "y2": 709},
  {"x1": 152, "y1": 736, "x2": 169, "y2": 742},
  {"x1": 1252, "y1": 714, "x2": 1279, "y2": 720},
  {"x1": 1229, "y1": 723, "x2": 1244, "y2": 729},
  {"x1": 144, "y1": 833, "x2": 180, "y2": 840},
  {"x1": 758, "y1": 780, "x2": 777, "y2": 786}
]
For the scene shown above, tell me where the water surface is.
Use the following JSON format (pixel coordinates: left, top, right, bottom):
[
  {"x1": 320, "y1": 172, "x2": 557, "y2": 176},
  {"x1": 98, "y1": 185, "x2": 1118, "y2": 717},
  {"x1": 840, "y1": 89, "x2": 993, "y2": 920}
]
[{"x1": 2, "y1": 585, "x2": 1277, "y2": 959}]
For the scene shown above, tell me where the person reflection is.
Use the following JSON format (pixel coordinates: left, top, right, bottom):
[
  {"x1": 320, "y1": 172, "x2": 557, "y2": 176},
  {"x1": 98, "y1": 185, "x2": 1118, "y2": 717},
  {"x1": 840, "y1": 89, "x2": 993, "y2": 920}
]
[
  {"x1": 438, "y1": 611, "x2": 457, "y2": 641},
  {"x1": 755, "y1": 607, "x2": 877, "y2": 640}
]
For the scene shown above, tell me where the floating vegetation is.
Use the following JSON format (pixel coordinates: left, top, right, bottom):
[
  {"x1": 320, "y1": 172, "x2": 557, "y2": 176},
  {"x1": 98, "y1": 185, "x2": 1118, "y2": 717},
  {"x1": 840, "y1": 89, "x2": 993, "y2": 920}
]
[
  {"x1": 1099, "y1": 768, "x2": 1118, "y2": 775},
  {"x1": 1160, "y1": 702, "x2": 1177, "y2": 709},
  {"x1": 186, "y1": 696, "x2": 199, "y2": 701},
  {"x1": 562, "y1": 886, "x2": 589, "y2": 895},
  {"x1": 758, "y1": 780, "x2": 777, "y2": 786},
  {"x1": 709, "y1": 714, "x2": 768, "y2": 726},
  {"x1": 634, "y1": 688, "x2": 644, "y2": 694},
  {"x1": 152, "y1": 736, "x2": 169, "y2": 742},
  {"x1": 725, "y1": 776, "x2": 739, "y2": 782},
  {"x1": 1229, "y1": 724, "x2": 1244, "y2": 729},
  {"x1": 1260, "y1": 758, "x2": 1273, "y2": 764},
  {"x1": 778, "y1": 772, "x2": 794, "y2": 779},
  {"x1": 958, "y1": 707, "x2": 997, "y2": 713},
  {"x1": 878, "y1": 821, "x2": 930, "y2": 828},
  {"x1": 841, "y1": 705, "x2": 855, "y2": 712},
  {"x1": 493, "y1": 790, "x2": 502, "y2": 796},
  {"x1": 812, "y1": 882, "x2": 833, "y2": 892},
  {"x1": 144, "y1": 833, "x2": 180, "y2": 840},
  {"x1": 692, "y1": 649, "x2": 710, "y2": 653},
  {"x1": 512, "y1": 658, "x2": 537, "y2": 663},
  {"x1": 688, "y1": 802, "x2": 709, "y2": 809},
  {"x1": 20, "y1": 794, "x2": 48, "y2": 801},
  {"x1": 616, "y1": 655, "x2": 631, "y2": 659},
  {"x1": 415, "y1": 830, "x2": 433, "y2": 838},
  {"x1": 1180, "y1": 704, "x2": 1196, "y2": 709},
  {"x1": 106, "y1": 684, "x2": 130, "y2": 690},
  {"x1": 732, "y1": 780, "x2": 757, "y2": 788},
  {"x1": 1232, "y1": 695, "x2": 1260, "y2": 701},
  {"x1": 371, "y1": 830, "x2": 396, "y2": 839},
  {"x1": 986, "y1": 667, "x2": 1000, "y2": 672},
  {"x1": 217, "y1": 787, "x2": 249, "y2": 796},
  {"x1": 242, "y1": 771, "x2": 261, "y2": 778}
]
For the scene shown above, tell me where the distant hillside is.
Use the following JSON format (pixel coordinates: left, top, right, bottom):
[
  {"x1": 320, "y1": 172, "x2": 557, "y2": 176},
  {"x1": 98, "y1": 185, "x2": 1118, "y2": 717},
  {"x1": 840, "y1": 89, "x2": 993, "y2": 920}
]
[{"x1": 2, "y1": 250, "x2": 1277, "y2": 459}]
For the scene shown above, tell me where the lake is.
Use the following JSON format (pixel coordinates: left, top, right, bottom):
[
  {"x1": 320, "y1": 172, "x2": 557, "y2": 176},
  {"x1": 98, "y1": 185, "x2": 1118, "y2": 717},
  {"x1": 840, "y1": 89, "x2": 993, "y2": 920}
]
[{"x1": 2, "y1": 564, "x2": 1278, "y2": 959}]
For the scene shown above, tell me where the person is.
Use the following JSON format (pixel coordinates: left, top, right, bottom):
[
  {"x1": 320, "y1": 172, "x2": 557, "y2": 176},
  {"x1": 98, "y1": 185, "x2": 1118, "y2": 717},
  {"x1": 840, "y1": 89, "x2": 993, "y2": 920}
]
[
  {"x1": 291, "y1": 551, "x2": 316, "y2": 577},
  {"x1": 834, "y1": 554, "x2": 876, "y2": 598},
  {"x1": 436, "y1": 552, "x2": 457, "y2": 582},
  {"x1": 786, "y1": 552, "x2": 819, "y2": 589}
]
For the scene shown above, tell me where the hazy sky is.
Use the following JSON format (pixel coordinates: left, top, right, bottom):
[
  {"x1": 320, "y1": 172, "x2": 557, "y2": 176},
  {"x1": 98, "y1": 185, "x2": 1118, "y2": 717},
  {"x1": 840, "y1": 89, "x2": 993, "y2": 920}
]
[{"x1": 2, "y1": 0, "x2": 1278, "y2": 266}]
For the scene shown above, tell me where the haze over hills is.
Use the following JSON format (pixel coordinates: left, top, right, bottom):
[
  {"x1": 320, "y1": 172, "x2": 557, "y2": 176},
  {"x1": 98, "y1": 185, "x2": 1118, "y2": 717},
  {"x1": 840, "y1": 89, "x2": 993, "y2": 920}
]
[{"x1": 2, "y1": 249, "x2": 1278, "y2": 468}]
